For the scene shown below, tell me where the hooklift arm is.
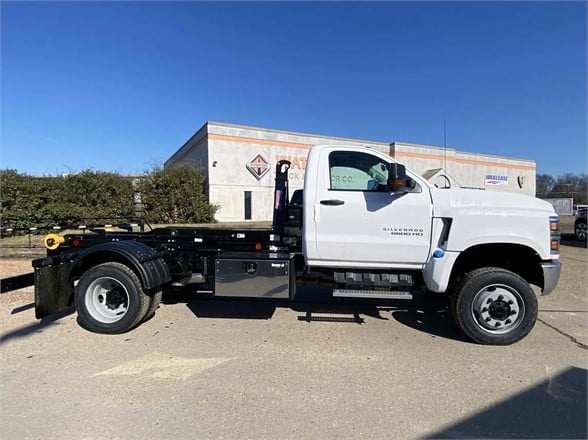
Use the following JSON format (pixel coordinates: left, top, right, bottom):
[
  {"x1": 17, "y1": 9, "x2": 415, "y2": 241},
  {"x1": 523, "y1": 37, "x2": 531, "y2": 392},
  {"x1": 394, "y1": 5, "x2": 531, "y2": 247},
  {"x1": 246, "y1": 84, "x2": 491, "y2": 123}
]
[{"x1": 271, "y1": 160, "x2": 291, "y2": 236}]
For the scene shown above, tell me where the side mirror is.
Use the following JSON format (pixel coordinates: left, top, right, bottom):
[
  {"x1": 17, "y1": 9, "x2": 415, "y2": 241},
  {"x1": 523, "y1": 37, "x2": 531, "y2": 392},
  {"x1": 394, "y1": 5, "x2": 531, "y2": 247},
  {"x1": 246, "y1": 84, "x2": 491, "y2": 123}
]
[{"x1": 387, "y1": 163, "x2": 415, "y2": 192}]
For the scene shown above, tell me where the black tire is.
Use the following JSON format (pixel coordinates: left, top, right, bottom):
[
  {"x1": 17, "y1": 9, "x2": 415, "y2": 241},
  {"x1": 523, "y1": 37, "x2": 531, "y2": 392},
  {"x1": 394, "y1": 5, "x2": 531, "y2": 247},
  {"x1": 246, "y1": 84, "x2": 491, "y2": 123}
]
[
  {"x1": 452, "y1": 267, "x2": 538, "y2": 345},
  {"x1": 75, "y1": 262, "x2": 150, "y2": 334},
  {"x1": 575, "y1": 219, "x2": 587, "y2": 241},
  {"x1": 449, "y1": 288, "x2": 459, "y2": 325},
  {"x1": 142, "y1": 290, "x2": 163, "y2": 322}
]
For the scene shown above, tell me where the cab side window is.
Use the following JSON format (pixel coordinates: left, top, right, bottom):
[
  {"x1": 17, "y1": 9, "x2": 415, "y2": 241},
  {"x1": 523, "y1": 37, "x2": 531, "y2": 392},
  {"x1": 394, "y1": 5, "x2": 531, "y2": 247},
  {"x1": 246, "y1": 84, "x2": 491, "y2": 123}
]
[{"x1": 329, "y1": 151, "x2": 389, "y2": 191}]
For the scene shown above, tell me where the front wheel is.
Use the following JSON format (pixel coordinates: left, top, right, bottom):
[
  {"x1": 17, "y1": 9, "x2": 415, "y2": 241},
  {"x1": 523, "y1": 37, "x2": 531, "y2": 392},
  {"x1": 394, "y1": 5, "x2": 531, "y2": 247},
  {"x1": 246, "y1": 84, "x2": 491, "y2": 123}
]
[
  {"x1": 451, "y1": 268, "x2": 538, "y2": 345},
  {"x1": 75, "y1": 262, "x2": 150, "y2": 334}
]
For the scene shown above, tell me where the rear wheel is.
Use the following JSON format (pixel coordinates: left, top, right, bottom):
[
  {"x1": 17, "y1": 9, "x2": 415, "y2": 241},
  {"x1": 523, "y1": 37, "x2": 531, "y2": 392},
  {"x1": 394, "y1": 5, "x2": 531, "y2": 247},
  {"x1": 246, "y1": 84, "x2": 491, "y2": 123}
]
[
  {"x1": 75, "y1": 262, "x2": 150, "y2": 334},
  {"x1": 452, "y1": 267, "x2": 538, "y2": 345},
  {"x1": 143, "y1": 290, "x2": 163, "y2": 322}
]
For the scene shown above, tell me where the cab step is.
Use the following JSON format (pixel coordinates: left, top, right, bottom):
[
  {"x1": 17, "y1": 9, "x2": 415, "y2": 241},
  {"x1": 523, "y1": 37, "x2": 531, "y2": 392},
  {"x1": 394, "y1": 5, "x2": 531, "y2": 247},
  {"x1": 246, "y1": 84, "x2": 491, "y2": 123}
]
[{"x1": 332, "y1": 289, "x2": 413, "y2": 300}]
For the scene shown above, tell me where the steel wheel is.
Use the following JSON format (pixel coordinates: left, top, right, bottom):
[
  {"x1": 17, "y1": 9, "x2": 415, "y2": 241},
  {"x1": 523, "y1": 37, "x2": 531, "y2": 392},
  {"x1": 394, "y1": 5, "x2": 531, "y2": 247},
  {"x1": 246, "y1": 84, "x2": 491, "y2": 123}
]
[
  {"x1": 452, "y1": 267, "x2": 538, "y2": 345},
  {"x1": 471, "y1": 284, "x2": 524, "y2": 334},
  {"x1": 85, "y1": 276, "x2": 129, "y2": 324},
  {"x1": 75, "y1": 262, "x2": 150, "y2": 334}
]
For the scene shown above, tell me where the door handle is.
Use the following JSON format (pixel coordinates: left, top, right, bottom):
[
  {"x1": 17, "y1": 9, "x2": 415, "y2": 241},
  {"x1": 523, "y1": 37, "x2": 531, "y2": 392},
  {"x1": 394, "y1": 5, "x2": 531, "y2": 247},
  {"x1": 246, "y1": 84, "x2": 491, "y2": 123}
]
[{"x1": 320, "y1": 199, "x2": 345, "y2": 206}]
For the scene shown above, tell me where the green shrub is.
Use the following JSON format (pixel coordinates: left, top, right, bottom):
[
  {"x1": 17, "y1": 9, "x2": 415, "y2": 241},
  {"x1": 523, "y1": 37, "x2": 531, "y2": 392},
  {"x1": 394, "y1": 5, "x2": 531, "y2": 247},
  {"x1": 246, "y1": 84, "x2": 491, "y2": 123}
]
[
  {"x1": 1, "y1": 165, "x2": 216, "y2": 228},
  {"x1": 139, "y1": 165, "x2": 216, "y2": 224},
  {"x1": 0, "y1": 170, "x2": 133, "y2": 227}
]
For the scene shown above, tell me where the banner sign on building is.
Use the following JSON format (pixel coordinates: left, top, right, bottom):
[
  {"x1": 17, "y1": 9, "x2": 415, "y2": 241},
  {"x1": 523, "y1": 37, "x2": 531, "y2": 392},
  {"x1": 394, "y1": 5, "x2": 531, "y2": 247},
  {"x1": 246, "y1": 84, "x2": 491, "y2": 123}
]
[{"x1": 485, "y1": 174, "x2": 509, "y2": 186}]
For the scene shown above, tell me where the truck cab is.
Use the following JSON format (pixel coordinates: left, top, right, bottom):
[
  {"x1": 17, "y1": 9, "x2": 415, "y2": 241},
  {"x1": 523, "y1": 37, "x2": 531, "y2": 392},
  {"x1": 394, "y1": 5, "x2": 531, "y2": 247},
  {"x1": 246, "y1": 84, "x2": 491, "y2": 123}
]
[{"x1": 303, "y1": 145, "x2": 432, "y2": 268}]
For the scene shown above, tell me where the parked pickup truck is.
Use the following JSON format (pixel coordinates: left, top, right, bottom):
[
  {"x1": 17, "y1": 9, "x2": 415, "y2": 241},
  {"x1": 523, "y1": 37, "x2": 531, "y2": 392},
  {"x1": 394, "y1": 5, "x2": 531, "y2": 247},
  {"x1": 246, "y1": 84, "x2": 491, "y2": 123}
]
[{"x1": 2, "y1": 144, "x2": 561, "y2": 345}]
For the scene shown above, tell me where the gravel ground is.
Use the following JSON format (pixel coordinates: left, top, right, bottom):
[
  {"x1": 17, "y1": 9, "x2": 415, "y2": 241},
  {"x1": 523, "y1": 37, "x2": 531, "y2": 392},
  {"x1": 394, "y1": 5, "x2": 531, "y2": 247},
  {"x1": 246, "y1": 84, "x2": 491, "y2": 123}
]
[{"x1": 0, "y1": 258, "x2": 35, "y2": 278}]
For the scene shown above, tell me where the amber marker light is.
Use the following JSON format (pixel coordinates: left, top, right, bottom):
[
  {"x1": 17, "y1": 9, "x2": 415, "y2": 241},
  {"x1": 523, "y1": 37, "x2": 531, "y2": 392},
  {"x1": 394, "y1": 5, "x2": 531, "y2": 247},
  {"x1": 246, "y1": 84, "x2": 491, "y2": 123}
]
[{"x1": 549, "y1": 216, "x2": 560, "y2": 255}]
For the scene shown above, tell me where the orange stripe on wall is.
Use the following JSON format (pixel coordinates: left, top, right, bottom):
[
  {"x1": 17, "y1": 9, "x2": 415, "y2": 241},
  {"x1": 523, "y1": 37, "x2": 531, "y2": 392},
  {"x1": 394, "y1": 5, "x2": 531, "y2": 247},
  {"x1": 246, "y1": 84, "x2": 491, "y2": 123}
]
[
  {"x1": 392, "y1": 151, "x2": 447, "y2": 161},
  {"x1": 172, "y1": 132, "x2": 535, "y2": 172},
  {"x1": 208, "y1": 133, "x2": 312, "y2": 150},
  {"x1": 393, "y1": 151, "x2": 535, "y2": 171},
  {"x1": 170, "y1": 133, "x2": 311, "y2": 165},
  {"x1": 453, "y1": 157, "x2": 535, "y2": 170}
]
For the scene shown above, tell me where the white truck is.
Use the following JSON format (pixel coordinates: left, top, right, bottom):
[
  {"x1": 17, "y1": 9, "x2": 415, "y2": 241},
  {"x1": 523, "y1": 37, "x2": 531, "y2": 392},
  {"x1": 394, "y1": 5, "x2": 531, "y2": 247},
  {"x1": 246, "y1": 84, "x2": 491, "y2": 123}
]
[{"x1": 5, "y1": 144, "x2": 561, "y2": 345}]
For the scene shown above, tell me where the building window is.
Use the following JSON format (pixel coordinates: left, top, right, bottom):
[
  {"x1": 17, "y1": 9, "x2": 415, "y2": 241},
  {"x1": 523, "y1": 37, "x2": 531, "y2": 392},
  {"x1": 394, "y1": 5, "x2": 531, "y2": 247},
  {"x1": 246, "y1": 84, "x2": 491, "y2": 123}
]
[{"x1": 244, "y1": 191, "x2": 252, "y2": 220}]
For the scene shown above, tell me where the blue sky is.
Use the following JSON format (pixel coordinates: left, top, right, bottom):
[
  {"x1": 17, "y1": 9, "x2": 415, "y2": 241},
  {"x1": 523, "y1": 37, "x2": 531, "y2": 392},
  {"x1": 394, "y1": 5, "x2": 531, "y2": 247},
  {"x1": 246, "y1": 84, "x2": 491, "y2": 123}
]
[{"x1": 1, "y1": 1, "x2": 586, "y2": 177}]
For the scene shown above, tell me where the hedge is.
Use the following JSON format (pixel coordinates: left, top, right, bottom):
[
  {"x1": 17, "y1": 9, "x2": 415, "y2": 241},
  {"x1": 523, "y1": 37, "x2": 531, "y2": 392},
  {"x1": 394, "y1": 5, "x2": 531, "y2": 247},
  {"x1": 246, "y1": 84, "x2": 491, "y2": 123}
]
[
  {"x1": 0, "y1": 165, "x2": 215, "y2": 229},
  {"x1": 139, "y1": 165, "x2": 217, "y2": 224}
]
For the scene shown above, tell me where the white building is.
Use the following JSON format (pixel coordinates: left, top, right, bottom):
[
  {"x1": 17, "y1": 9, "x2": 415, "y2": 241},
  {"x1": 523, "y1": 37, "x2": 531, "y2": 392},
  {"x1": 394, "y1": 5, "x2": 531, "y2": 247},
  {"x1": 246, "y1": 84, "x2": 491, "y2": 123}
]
[{"x1": 165, "y1": 121, "x2": 536, "y2": 222}]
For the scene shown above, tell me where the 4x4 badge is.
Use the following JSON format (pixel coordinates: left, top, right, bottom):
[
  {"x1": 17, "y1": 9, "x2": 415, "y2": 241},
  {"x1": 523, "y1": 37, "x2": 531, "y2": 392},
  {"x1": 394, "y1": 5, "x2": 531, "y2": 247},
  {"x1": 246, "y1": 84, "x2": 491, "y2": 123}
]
[{"x1": 246, "y1": 154, "x2": 270, "y2": 180}]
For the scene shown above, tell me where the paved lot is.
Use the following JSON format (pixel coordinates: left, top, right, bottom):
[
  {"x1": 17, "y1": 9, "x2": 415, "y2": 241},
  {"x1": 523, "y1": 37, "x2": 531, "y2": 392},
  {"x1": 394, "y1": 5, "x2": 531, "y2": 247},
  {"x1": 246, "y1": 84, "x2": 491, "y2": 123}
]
[{"x1": 1, "y1": 239, "x2": 586, "y2": 439}]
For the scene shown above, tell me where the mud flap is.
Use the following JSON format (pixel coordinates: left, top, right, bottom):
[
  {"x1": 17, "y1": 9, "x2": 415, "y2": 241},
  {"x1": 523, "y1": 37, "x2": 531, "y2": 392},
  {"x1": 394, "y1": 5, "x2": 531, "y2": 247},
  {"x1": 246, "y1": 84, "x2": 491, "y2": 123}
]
[{"x1": 35, "y1": 263, "x2": 74, "y2": 319}]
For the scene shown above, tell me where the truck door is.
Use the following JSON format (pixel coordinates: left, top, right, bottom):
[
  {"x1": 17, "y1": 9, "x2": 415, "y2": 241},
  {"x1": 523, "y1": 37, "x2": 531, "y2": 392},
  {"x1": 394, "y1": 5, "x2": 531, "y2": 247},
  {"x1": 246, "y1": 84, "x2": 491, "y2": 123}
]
[{"x1": 313, "y1": 148, "x2": 433, "y2": 266}]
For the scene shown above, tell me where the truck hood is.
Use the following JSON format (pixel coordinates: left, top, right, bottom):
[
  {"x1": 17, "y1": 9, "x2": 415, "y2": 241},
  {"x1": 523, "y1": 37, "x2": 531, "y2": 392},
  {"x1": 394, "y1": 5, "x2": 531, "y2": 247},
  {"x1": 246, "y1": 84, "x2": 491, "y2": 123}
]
[
  {"x1": 429, "y1": 187, "x2": 556, "y2": 259},
  {"x1": 430, "y1": 187, "x2": 555, "y2": 217}
]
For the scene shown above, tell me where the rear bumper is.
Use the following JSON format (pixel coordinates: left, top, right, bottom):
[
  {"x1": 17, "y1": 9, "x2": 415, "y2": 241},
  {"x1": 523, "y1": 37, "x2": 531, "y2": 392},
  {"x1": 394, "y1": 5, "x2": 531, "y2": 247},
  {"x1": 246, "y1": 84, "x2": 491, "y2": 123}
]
[{"x1": 541, "y1": 260, "x2": 561, "y2": 295}]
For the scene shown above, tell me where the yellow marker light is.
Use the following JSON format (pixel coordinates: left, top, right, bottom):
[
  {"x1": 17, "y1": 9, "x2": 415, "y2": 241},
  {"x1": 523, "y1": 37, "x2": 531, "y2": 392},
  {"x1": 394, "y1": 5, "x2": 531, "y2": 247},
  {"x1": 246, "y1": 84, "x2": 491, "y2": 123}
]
[
  {"x1": 44, "y1": 233, "x2": 65, "y2": 250},
  {"x1": 551, "y1": 240, "x2": 559, "y2": 251}
]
